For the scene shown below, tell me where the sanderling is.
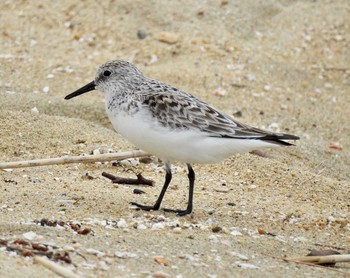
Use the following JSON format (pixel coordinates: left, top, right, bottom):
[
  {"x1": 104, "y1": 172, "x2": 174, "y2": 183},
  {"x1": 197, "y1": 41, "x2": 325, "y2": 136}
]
[{"x1": 65, "y1": 60, "x2": 299, "y2": 216}]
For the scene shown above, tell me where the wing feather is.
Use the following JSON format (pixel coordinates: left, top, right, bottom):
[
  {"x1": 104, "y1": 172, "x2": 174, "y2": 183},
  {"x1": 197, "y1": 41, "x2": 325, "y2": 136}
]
[{"x1": 135, "y1": 80, "x2": 298, "y2": 144}]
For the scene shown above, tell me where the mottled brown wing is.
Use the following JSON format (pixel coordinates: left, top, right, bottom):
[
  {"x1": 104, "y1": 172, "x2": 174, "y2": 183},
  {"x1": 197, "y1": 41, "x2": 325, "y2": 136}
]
[{"x1": 135, "y1": 81, "x2": 269, "y2": 137}]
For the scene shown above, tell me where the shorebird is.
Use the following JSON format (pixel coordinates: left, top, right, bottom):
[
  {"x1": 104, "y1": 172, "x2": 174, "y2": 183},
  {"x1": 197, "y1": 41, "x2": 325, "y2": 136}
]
[{"x1": 65, "y1": 60, "x2": 299, "y2": 216}]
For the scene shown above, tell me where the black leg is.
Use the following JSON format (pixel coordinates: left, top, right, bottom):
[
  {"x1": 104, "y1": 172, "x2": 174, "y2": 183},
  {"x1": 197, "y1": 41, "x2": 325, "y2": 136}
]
[
  {"x1": 163, "y1": 163, "x2": 195, "y2": 216},
  {"x1": 179, "y1": 163, "x2": 195, "y2": 216},
  {"x1": 131, "y1": 162, "x2": 172, "y2": 211}
]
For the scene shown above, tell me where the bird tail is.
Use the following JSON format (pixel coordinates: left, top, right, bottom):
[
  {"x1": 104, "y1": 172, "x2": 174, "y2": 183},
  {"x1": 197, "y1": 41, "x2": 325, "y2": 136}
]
[{"x1": 259, "y1": 133, "x2": 300, "y2": 146}]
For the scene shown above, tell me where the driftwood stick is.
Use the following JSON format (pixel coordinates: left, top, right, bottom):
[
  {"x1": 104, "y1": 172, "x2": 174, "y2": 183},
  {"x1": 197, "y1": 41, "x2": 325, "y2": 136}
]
[
  {"x1": 264, "y1": 253, "x2": 350, "y2": 276},
  {"x1": 34, "y1": 256, "x2": 81, "y2": 278},
  {"x1": 293, "y1": 254, "x2": 350, "y2": 265},
  {"x1": 102, "y1": 172, "x2": 155, "y2": 186},
  {"x1": 0, "y1": 150, "x2": 150, "y2": 170}
]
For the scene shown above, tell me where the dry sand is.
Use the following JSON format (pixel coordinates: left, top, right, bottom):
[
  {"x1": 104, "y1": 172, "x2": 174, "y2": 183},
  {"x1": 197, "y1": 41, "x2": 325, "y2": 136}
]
[{"x1": 1, "y1": 1, "x2": 349, "y2": 277}]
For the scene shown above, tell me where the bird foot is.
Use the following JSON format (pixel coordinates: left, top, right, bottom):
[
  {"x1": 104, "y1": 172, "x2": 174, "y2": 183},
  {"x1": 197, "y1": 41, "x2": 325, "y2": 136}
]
[
  {"x1": 163, "y1": 207, "x2": 192, "y2": 216},
  {"x1": 131, "y1": 202, "x2": 191, "y2": 216},
  {"x1": 130, "y1": 202, "x2": 160, "y2": 212}
]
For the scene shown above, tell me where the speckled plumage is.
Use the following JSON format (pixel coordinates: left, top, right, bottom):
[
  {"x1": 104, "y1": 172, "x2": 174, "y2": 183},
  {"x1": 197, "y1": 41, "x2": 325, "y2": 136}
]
[
  {"x1": 96, "y1": 61, "x2": 298, "y2": 143},
  {"x1": 65, "y1": 60, "x2": 299, "y2": 215}
]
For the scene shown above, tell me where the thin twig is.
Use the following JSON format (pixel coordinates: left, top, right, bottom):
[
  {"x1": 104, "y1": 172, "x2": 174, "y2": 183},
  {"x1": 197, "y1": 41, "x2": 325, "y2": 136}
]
[
  {"x1": 264, "y1": 253, "x2": 350, "y2": 277},
  {"x1": 34, "y1": 256, "x2": 81, "y2": 278},
  {"x1": 0, "y1": 150, "x2": 150, "y2": 170},
  {"x1": 102, "y1": 172, "x2": 155, "y2": 186},
  {"x1": 293, "y1": 254, "x2": 350, "y2": 265}
]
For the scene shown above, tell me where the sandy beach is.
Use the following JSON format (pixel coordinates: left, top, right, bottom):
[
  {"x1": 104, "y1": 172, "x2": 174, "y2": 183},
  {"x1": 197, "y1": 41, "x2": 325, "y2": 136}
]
[{"x1": 1, "y1": 1, "x2": 349, "y2": 277}]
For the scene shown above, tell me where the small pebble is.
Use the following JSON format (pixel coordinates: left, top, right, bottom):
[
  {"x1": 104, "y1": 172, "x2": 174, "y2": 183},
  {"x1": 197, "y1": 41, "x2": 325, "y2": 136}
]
[
  {"x1": 154, "y1": 256, "x2": 170, "y2": 266},
  {"x1": 280, "y1": 104, "x2": 287, "y2": 110},
  {"x1": 173, "y1": 227, "x2": 182, "y2": 234},
  {"x1": 232, "y1": 110, "x2": 242, "y2": 117},
  {"x1": 139, "y1": 157, "x2": 153, "y2": 164},
  {"x1": 248, "y1": 184, "x2": 257, "y2": 189},
  {"x1": 153, "y1": 271, "x2": 169, "y2": 278},
  {"x1": 119, "y1": 158, "x2": 140, "y2": 167},
  {"x1": 268, "y1": 123, "x2": 280, "y2": 131},
  {"x1": 197, "y1": 10, "x2": 205, "y2": 17},
  {"x1": 258, "y1": 228, "x2": 266, "y2": 235},
  {"x1": 246, "y1": 73, "x2": 255, "y2": 81},
  {"x1": 137, "y1": 223, "x2": 147, "y2": 230},
  {"x1": 31, "y1": 107, "x2": 39, "y2": 114},
  {"x1": 22, "y1": 231, "x2": 37, "y2": 240},
  {"x1": 148, "y1": 54, "x2": 158, "y2": 65},
  {"x1": 30, "y1": 39, "x2": 37, "y2": 47},
  {"x1": 157, "y1": 32, "x2": 180, "y2": 44},
  {"x1": 255, "y1": 30, "x2": 263, "y2": 38},
  {"x1": 213, "y1": 87, "x2": 227, "y2": 97},
  {"x1": 117, "y1": 218, "x2": 128, "y2": 228},
  {"x1": 263, "y1": 84, "x2": 271, "y2": 91},
  {"x1": 236, "y1": 262, "x2": 259, "y2": 269},
  {"x1": 115, "y1": 251, "x2": 126, "y2": 258},
  {"x1": 221, "y1": 0, "x2": 228, "y2": 6},
  {"x1": 335, "y1": 34, "x2": 343, "y2": 41},
  {"x1": 212, "y1": 226, "x2": 222, "y2": 233},
  {"x1": 137, "y1": 29, "x2": 147, "y2": 39},
  {"x1": 152, "y1": 223, "x2": 165, "y2": 230},
  {"x1": 230, "y1": 230, "x2": 242, "y2": 236},
  {"x1": 156, "y1": 215, "x2": 166, "y2": 221},
  {"x1": 231, "y1": 252, "x2": 249, "y2": 261},
  {"x1": 43, "y1": 86, "x2": 49, "y2": 93},
  {"x1": 133, "y1": 189, "x2": 146, "y2": 194},
  {"x1": 252, "y1": 92, "x2": 264, "y2": 97},
  {"x1": 64, "y1": 21, "x2": 77, "y2": 29},
  {"x1": 82, "y1": 173, "x2": 94, "y2": 180},
  {"x1": 304, "y1": 34, "x2": 312, "y2": 41}
]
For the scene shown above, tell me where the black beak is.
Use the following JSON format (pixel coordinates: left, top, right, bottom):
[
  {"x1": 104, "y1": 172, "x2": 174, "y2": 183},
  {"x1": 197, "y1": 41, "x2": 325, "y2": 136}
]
[{"x1": 65, "y1": 81, "x2": 96, "y2": 100}]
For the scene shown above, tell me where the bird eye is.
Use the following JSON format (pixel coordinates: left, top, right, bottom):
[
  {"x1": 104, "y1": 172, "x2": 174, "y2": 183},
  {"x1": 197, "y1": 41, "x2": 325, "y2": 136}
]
[{"x1": 103, "y1": 70, "x2": 111, "y2": 77}]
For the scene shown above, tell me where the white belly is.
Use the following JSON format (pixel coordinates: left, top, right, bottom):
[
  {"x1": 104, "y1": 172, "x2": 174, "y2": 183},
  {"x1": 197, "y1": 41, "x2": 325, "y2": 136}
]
[{"x1": 107, "y1": 108, "x2": 279, "y2": 164}]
